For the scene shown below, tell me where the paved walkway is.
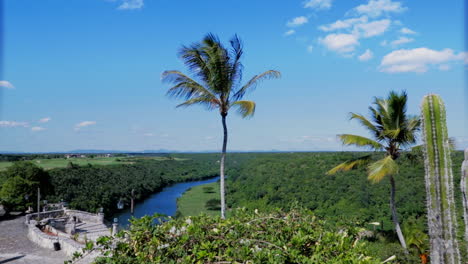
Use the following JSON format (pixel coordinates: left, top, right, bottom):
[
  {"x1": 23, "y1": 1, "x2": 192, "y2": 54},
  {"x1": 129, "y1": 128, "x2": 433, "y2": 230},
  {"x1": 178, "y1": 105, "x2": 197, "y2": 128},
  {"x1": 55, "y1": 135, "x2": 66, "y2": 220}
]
[{"x1": 0, "y1": 216, "x2": 68, "y2": 264}]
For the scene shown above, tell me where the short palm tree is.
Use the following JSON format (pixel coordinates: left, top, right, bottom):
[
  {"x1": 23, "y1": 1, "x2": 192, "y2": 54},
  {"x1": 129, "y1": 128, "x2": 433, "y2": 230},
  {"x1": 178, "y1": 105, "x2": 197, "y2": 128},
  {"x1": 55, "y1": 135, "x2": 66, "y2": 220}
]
[
  {"x1": 327, "y1": 91, "x2": 420, "y2": 251},
  {"x1": 162, "y1": 33, "x2": 280, "y2": 219}
]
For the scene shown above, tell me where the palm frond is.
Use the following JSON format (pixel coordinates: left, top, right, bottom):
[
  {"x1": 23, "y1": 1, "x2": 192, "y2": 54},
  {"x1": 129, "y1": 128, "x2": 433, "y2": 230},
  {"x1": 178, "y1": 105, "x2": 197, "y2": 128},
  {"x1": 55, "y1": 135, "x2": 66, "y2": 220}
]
[
  {"x1": 233, "y1": 70, "x2": 281, "y2": 101},
  {"x1": 338, "y1": 134, "x2": 384, "y2": 150},
  {"x1": 349, "y1": 112, "x2": 379, "y2": 137},
  {"x1": 228, "y1": 34, "x2": 244, "y2": 88},
  {"x1": 178, "y1": 46, "x2": 212, "y2": 89},
  {"x1": 384, "y1": 128, "x2": 401, "y2": 139},
  {"x1": 367, "y1": 155, "x2": 398, "y2": 183},
  {"x1": 201, "y1": 34, "x2": 232, "y2": 95},
  {"x1": 327, "y1": 155, "x2": 372, "y2": 175},
  {"x1": 176, "y1": 97, "x2": 221, "y2": 110},
  {"x1": 161, "y1": 71, "x2": 216, "y2": 100},
  {"x1": 230, "y1": 100, "x2": 256, "y2": 118}
]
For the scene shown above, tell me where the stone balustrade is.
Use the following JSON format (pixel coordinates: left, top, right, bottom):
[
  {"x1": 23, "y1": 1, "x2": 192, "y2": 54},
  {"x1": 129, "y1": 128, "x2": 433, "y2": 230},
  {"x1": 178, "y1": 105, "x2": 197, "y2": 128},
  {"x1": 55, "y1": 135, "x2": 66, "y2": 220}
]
[{"x1": 24, "y1": 208, "x2": 109, "y2": 257}]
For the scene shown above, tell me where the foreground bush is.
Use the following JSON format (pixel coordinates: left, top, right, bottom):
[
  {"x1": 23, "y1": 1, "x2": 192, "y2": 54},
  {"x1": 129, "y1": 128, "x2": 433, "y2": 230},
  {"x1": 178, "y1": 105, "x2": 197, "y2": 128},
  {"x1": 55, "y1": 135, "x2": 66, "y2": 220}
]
[{"x1": 91, "y1": 207, "x2": 381, "y2": 264}]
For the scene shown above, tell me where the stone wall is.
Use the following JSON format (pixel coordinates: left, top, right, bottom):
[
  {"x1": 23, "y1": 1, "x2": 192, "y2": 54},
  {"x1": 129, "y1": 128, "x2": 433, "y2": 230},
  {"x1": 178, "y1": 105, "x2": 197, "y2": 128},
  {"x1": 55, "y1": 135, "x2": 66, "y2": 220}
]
[
  {"x1": 25, "y1": 209, "x2": 65, "y2": 224},
  {"x1": 65, "y1": 210, "x2": 104, "y2": 224},
  {"x1": 26, "y1": 220, "x2": 85, "y2": 256},
  {"x1": 60, "y1": 237, "x2": 86, "y2": 256},
  {"x1": 25, "y1": 208, "x2": 106, "y2": 257},
  {"x1": 26, "y1": 221, "x2": 59, "y2": 251}
]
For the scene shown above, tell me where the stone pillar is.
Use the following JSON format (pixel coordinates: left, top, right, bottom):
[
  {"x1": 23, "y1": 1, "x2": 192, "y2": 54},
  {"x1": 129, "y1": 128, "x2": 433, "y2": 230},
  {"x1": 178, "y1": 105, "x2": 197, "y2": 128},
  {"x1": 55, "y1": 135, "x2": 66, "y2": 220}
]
[
  {"x1": 98, "y1": 213, "x2": 105, "y2": 224},
  {"x1": 65, "y1": 217, "x2": 76, "y2": 235},
  {"x1": 112, "y1": 218, "x2": 119, "y2": 236}
]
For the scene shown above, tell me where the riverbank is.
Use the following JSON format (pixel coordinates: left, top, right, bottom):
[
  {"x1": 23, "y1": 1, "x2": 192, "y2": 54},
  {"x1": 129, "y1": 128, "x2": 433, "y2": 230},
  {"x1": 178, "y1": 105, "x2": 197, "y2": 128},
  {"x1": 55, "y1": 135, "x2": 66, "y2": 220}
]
[
  {"x1": 115, "y1": 177, "x2": 219, "y2": 226},
  {"x1": 176, "y1": 182, "x2": 221, "y2": 217}
]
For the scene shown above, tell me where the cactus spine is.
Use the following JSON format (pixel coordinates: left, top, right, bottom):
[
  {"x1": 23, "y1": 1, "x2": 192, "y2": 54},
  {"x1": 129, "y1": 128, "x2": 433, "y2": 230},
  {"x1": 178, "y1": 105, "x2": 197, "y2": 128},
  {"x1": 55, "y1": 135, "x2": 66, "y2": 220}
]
[
  {"x1": 421, "y1": 94, "x2": 461, "y2": 264},
  {"x1": 462, "y1": 148, "x2": 468, "y2": 252}
]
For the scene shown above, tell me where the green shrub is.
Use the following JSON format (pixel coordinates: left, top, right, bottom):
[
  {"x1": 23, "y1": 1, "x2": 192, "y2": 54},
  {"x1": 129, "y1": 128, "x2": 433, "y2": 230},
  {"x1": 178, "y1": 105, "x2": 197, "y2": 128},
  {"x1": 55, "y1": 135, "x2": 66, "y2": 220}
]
[
  {"x1": 205, "y1": 198, "x2": 221, "y2": 210},
  {"x1": 202, "y1": 186, "x2": 215, "y2": 193},
  {"x1": 91, "y1": 207, "x2": 381, "y2": 264}
]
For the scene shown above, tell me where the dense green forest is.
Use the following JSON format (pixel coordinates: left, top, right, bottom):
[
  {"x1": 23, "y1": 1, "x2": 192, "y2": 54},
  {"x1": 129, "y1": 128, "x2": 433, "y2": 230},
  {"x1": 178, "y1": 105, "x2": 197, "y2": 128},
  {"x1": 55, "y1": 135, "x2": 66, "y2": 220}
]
[
  {"x1": 3, "y1": 151, "x2": 466, "y2": 262},
  {"x1": 46, "y1": 154, "x2": 225, "y2": 215},
  {"x1": 227, "y1": 151, "x2": 464, "y2": 227},
  {"x1": 221, "y1": 151, "x2": 465, "y2": 262}
]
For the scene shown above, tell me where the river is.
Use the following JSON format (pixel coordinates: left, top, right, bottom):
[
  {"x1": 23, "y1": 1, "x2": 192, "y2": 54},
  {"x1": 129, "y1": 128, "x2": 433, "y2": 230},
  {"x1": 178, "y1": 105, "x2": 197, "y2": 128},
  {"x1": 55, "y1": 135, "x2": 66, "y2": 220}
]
[{"x1": 115, "y1": 177, "x2": 219, "y2": 227}]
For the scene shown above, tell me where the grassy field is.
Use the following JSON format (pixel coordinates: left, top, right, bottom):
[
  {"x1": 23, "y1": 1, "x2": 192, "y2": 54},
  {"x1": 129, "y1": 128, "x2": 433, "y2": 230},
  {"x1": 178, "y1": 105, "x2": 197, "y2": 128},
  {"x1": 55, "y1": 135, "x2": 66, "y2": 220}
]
[
  {"x1": 177, "y1": 182, "x2": 221, "y2": 217},
  {"x1": 0, "y1": 156, "x2": 180, "y2": 170}
]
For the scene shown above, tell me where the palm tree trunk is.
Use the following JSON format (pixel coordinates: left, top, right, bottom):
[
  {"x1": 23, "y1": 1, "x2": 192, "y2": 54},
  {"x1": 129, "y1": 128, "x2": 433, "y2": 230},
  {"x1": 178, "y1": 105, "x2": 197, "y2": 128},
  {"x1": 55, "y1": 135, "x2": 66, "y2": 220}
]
[
  {"x1": 390, "y1": 175, "x2": 408, "y2": 252},
  {"x1": 219, "y1": 113, "x2": 228, "y2": 219}
]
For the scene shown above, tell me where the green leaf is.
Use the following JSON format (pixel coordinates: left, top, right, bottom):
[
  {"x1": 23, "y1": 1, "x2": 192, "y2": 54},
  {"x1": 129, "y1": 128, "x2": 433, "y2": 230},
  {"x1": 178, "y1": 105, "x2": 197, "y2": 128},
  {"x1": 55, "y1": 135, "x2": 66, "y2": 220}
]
[
  {"x1": 327, "y1": 155, "x2": 372, "y2": 175},
  {"x1": 338, "y1": 134, "x2": 383, "y2": 150},
  {"x1": 230, "y1": 100, "x2": 256, "y2": 118},
  {"x1": 233, "y1": 70, "x2": 281, "y2": 101},
  {"x1": 367, "y1": 155, "x2": 398, "y2": 183}
]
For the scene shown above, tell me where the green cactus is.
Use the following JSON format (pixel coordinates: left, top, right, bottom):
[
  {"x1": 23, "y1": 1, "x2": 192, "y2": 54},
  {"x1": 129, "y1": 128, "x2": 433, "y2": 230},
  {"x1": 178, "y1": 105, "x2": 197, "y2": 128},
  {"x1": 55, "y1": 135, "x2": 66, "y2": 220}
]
[
  {"x1": 462, "y1": 148, "x2": 468, "y2": 252},
  {"x1": 421, "y1": 94, "x2": 461, "y2": 264}
]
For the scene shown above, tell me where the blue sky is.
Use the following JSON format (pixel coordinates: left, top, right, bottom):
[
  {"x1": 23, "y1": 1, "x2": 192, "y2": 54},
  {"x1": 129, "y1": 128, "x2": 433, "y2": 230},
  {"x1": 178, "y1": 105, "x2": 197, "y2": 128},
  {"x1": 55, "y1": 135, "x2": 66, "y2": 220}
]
[{"x1": 1, "y1": 0, "x2": 466, "y2": 152}]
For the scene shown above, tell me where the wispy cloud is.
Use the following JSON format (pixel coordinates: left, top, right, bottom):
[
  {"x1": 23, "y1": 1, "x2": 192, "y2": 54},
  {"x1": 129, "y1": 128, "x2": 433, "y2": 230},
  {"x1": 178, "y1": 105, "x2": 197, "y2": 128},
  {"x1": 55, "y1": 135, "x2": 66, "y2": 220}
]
[
  {"x1": 0, "y1": 121, "x2": 28, "y2": 128},
  {"x1": 318, "y1": 16, "x2": 368, "y2": 32},
  {"x1": 353, "y1": 19, "x2": 391, "y2": 38},
  {"x1": 307, "y1": 45, "x2": 314, "y2": 53},
  {"x1": 39, "y1": 117, "x2": 51, "y2": 123},
  {"x1": 74, "y1": 121, "x2": 97, "y2": 130},
  {"x1": 380, "y1": 48, "x2": 467, "y2": 73},
  {"x1": 358, "y1": 49, "x2": 373, "y2": 61},
  {"x1": 31, "y1": 126, "x2": 45, "y2": 132},
  {"x1": 390, "y1": 36, "x2": 414, "y2": 46},
  {"x1": 284, "y1": 29, "x2": 296, "y2": 36},
  {"x1": 351, "y1": 0, "x2": 406, "y2": 18},
  {"x1": 303, "y1": 0, "x2": 334, "y2": 10},
  {"x1": 143, "y1": 133, "x2": 155, "y2": 137},
  {"x1": 0, "y1": 81, "x2": 14, "y2": 89},
  {"x1": 287, "y1": 16, "x2": 308, "y2": 27},
  {"x1": 118, "y1": 0, "x2": 143, "y2": 10},
  {"x1": 319, "y1": 33, "x2": 359, "y2": 53},
  {"x1": 400, "y1": 27, "x2": 416, "y2": 34}
]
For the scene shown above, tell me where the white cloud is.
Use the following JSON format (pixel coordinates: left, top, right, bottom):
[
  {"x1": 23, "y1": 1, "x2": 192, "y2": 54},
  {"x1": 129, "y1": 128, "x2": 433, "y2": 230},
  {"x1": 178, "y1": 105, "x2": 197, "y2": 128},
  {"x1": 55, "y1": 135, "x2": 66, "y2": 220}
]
[
  {"x1": 287, "y1": 16, "x2": 308, "y2": 27},
  {"x1": 353, "y1": 0, "x2": 406, "y2": 18},
  {"x1": 400, "y1": 27, "x2": 416, "y2": 34},
  {"x1": 307, "y1": 45, "x2": 314, "y2": 53},
  {"x1": 358, "y1": 49, "x2": 374, "y2": 61},
  {"x1": 0, "y1": 121, "x2": 28, "y2": 128},
  {"x1": 353, "y1": 19, "x2": 391, "y2": 38},
  {"x1": 118, "y1": 0, "x2": 143, "y2": 10},
  {"x1": 74, "y1": 121, "x2": 97, "y2": 130},
  {"x1": 438, "y1": 64, "x2": 450, "y2": 71},
  {"x1": 39, "y1": 117, "x2": 51, "y2": 123},
  {"x1": 304, "y1": 0, "x2": 333, "y2": 10},
  {"x1": 319, "y1": 33, "x2": 359, "y2": 53},
  {"x1": 143, "y1": 133, "x2": 155, "y2": 137},
  {"x1": 318, "y1": 16, "x2": 368, "y2": 32},
  {"x1": 380, "y1": 48, "x2": 466, "y2": 73},
  {"x1": 390, "y1": 36, "x2": 414, "y2": 46},
  {"x1": 284, "y1": 29, "x2": 296, "y2": 36},
  {"x1": 0, "y1": 81, "x2": 14, "y2": 89},
  {"x1": 458, "y1": 52, "x2": 468, "y2": 64},
  {"x1": 31, "y1": 126, "x2": 45, "y2": 132}
]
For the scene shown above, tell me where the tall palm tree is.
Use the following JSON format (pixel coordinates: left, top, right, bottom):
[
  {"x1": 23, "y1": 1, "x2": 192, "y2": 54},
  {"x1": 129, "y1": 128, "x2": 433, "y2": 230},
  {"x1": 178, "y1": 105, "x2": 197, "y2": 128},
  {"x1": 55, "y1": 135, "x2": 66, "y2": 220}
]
[
  {"x1": 162, "y1": 33, "x2": 280, "y2": 219},
  {"x1": 327, "y1": 91, "x2": 420, "y2": 251}
]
